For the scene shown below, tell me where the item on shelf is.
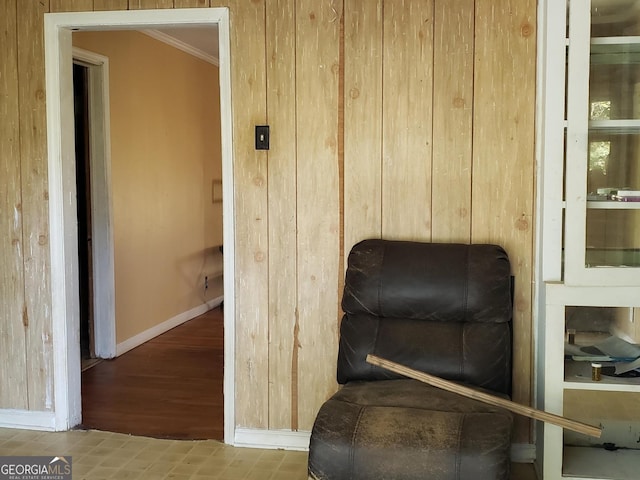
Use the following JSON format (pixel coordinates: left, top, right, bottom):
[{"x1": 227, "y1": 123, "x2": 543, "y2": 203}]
[
  {"x1": 586, "y1": 193, "x2": 608, "y2": 201},
  {"x1": 566, "y1": 335, "x2": 640, "y2": 363},
  {"x1": 611, "y1": 189, "x2": 640, "y2": 202},
  {"x1": 596, "y1": 187, "x2": 618, "y2": 196}
]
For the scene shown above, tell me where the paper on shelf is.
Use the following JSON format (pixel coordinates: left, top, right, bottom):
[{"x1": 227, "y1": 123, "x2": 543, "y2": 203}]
[
  {"x1": 594, "y1": 336, "x2": 640, "y2": 359},
  {"x1": 615, "y1": 357, "x2": 640, "y2": 375}
]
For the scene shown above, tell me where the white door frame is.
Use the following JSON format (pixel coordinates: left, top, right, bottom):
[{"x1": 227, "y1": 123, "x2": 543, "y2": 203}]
[
  {"x1": 43, "y1": 8, "x2": 236, "y2": 443},
  {"x1": 72, "y1": 47, "x2": 117, "y2": 360}
]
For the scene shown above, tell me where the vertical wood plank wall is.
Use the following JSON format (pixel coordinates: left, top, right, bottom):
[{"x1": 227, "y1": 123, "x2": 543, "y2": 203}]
[
  {"x1": 0, "y1": 0, "x2": 28, "y2": 410},
  {"x1": 265, "y1": 0, "x2": 298, "y2": 431},
  {"x1": 381, "y1": 0, "x2": 434, "y2": 240},
  {"x1": 344, "y1": 1, "x2": 383, "y2": 253},
  {"x1": 472, "y1": 0, "x2": 536, "y2": 443},
  {"x1": 0, "y1": 0, "x2": 536, "y2": 442},
  {"x1": 431, "y1": 0, "x2": 474, "y2": 243},
  {"x1": 17, "y1": 0, "x2": 54, "y2": 411},
  {"x1": 295, "y1": 0, "x2": 342, "y2": 430}
]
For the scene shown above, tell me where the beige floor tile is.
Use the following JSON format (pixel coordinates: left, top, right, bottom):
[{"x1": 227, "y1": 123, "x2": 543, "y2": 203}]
[{"x1": 0, "y1": 427, "x2": 538, "y2": 480}]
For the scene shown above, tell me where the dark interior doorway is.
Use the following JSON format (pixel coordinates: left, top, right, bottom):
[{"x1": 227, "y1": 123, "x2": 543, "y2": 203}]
[{"x1": 73, "y1": 62, "x2": 95, "y2": 367}]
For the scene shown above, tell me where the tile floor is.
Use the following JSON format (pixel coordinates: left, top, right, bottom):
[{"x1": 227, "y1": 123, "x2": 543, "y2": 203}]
[
  {"x1": 0, "y1": 427, "x2": 538, "y2": 480},
  {"x1": 0, "y1": 428, "x2": 306, "y2": 480}
]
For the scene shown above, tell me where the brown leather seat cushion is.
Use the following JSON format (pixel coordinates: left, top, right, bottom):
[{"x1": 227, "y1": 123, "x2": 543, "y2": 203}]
[{"x1": 309, "y1": 379, "x2": 513, "y2": 480}]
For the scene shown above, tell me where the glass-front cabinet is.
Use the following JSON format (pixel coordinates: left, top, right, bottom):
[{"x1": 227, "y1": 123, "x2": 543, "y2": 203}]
[
  {"x1": 543, "y1": 286, "x2": 640, "y2": 480},
  {"x1": 541, "y1": 1, "x2": 640, "y2": 479},
  {"x1": 565, "y1": 0, "x2": 640, "y2": 285}
]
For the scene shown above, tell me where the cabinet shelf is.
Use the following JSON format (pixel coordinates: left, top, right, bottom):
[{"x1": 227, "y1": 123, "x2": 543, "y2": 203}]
[
  {"x1": 591, "y1": 36, "x2": 640, "y2": 46},
  {"x1": 587, "y1": 200, "x2": 640, "y2": 209},
  {"x1": 590, "y1": 37, "x2": 640, "y2": 67},
  {"x1": 564, "y1": 360, "x2": 640, "y2": 392},
  {"x1": 563, "y1": 446, "x2": 640, "y2": 480},
  {"x1": 588, "y1": 120, "x2": 640, "y2": 133}
]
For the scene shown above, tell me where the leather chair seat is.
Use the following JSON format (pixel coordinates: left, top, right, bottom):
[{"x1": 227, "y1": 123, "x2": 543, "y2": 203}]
[
  {"x1": 310, "y1": 379, "x2": 513, "y2": 480},
  {"x1": 308, "y1": 240, "x2": 514, "y2": 480}
]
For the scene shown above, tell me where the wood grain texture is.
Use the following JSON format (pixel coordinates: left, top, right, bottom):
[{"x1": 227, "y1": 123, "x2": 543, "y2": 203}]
[
  {"x1": 472, "y1": 0, "x2": 536, "y2": 443},
  {"x1": 0, "y1": 0, "x2": 28, "y2": 411},
  {"x1": 50, "y1": 0, "x2": 94, "y2": 12},
  {"x1": 17, "y1": 0, "x2": 54, "y2": 411},
  {"x1": 0, "y1": 0, "x2": 539, "y2": 438},
  {"x1": 93, "y1": 0, "x2": 128, "y2": 10},
  {"x1": 431, "y1": 0, "x2": 474, "y2": 243},
  {"x1": 295, "y1": 0, "x2": 342, "y2": 431},
  {"x1": 381, "y1": 0, "x2": 434, "y2": 241},
  {"x1": 128, "y1": 0, "x2": 174, "y2": 9},
  {"x1": 81, "y1": 309, "x2": 224, "y2": 440},
  {"x1": 265, "y1": 0, "x2": 298, "y2": 431},
  {"x1": 343, "y1": 0, "x2": 383, "y2": 258},
  {"x1": 210, "y1": 0, "x2": 270, "y2": 429},
  {"x1": 174, "y1": 0, "x2": 209, "y2": 8}
]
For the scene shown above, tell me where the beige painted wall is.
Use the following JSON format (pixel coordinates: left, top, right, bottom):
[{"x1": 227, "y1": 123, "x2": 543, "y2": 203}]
[
  {"x1": 0, "y1": 0, "x2": 536, "y2": 444},
  {"x1": 73, "y1": 30, "x2": 223, "y2": 343}
]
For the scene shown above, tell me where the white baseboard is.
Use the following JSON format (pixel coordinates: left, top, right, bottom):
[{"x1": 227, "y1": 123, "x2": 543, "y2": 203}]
[
  {"x1": 234, "y1": 428, "x2": 311, "y2": 451},
  {"x1": 116, "y1": 296, "x2": 224, "y2": 356},
  {"x1": 0, "y1": 409, "x2": 56, "y2": 431},
  {"x1": 511, "y1": 443, "x2": 536, "y2": 463},
  {"x1": 233, "y1": 428, "x2": 535, "y2": 460}
]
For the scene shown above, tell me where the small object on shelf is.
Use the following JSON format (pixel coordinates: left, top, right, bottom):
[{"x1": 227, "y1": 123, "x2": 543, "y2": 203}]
[
  {"x1": 567, "y1": 328, "x2": 576, "y2": 344},
  {"x1": 611, "y1": 189, "x2": 640, "y2": 202},
  {"x1": 591, "y1": 362, "x2": 602, "y2": 381},
  {"x1": 587, "y1": 193, "x2": 608, "y2": 201},
  {"x1": 596, "y1": 187, "x2": 618, "y2": 196},
  {"x1": 612, "y1": 195, "x2": 640, "y2": 202}
]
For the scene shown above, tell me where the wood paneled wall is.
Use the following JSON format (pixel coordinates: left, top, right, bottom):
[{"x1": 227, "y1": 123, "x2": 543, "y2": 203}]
[{"x1": 0, "y1": 0, "x2": 536, "y2": 442}]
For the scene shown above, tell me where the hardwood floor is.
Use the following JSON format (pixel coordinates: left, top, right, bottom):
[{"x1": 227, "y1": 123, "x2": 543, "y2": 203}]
[{"x1": 80, "y1": 307, "x2": 224, "y2": 440}]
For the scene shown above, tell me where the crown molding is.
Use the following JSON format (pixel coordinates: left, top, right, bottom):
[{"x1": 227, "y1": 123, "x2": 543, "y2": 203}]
[{"x1": 143, "y1": 29, "x2": 219, "y2": 66}]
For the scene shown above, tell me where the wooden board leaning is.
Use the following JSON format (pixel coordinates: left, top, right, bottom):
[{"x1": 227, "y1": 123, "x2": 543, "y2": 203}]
[{"x1": 366, "y1": 354, "x2": 602, "y2": 438}]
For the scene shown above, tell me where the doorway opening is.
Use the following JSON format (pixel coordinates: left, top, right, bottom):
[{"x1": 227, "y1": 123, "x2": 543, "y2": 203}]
[
  {"x1": 72, "y1": 61, "x2": 96, "y2": 371},
  {"x1": 71, "y1": 29, "x2": 225, "y2": 440},
  {"x1": 44, "y1": 8, "x2": 235, "y2": 443}
]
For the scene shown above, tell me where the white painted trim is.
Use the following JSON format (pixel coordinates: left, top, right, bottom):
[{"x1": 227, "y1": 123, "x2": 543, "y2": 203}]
[
  {"x1": 45, "y1": 19, "x2": 81, "y2": 431},
  {"x1": 0, "y1": 410, "x2": 57, "y2": 431},
  {"x1": 72, "y1": 47, "x2": 117, "y2": 360},
  {"x1": 116, "y1": 298, "x2": 223, "y2": 356},
  {"x1": 217, "y1": 11, "x2": 236, "y2": 446},
  {"x1": 234, "y1": 428, "x2": 311, "y2": 451},
  {"x1": 142, "y1": 29, "x2": 219, "y2": 66},
  {"x1": 537, "y1": 0, "x2": 567, "y2": 283},
  {"x1": 44, "y1": 8, "x2": 236, "y2": 441},
  {"x1": 534, "y1": 0, "x2": 567, "y2": 463},
  {"x1": 72, "y1": 46, "x2": 107, "y2": 66}
]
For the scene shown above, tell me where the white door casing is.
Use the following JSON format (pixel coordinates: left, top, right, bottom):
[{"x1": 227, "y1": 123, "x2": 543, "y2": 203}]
[{"x1": 44, "y1": 8, "x2": 235, "y2": 443}]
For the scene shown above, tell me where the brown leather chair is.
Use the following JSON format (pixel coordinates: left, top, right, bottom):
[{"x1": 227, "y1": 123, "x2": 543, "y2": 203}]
[{"x1": 308, "y1": 239, "x2": 514, "y2": 480}]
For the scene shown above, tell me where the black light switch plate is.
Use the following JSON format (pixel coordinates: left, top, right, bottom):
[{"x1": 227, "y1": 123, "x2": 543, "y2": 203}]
[{"x1": 255, "y1": 125, "x2": 270, "y2": 150}]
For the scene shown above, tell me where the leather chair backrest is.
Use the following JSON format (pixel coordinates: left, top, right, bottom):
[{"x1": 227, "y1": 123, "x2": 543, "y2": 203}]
[{"x1": 337, "y1": 239, "x2": 513, "y2": 395}]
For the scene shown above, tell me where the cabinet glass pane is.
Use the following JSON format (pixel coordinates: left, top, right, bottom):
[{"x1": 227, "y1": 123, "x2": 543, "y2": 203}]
[
  {"x1": 586, "y1": 131, "x2": 640, "y2": 192},
  {"x1": 591, "y1": 0, "x2": 640, "y2": 37},
  {"x1": 590, "y1": 43, "x2": 640, "y2": 121},
  {"x1": 586, "y1": 209, "x2": 640, "y2": 267}
]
